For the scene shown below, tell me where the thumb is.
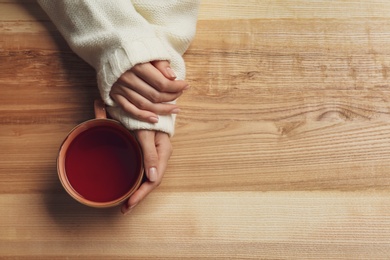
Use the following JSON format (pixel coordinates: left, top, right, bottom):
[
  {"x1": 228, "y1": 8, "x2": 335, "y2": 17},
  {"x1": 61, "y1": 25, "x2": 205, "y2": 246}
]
[
  {"x1": 136, "y1": 130, "x2": 159, "y2": 182},
  {"x1": 152, "y1": 60, "x2": 177, "y2": 80}
]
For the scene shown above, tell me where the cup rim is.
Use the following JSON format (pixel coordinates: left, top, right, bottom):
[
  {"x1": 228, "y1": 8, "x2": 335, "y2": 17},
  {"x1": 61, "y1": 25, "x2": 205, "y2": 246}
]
[{"x1": 57, "y1": 118, "x2": 144, "y2": 208}]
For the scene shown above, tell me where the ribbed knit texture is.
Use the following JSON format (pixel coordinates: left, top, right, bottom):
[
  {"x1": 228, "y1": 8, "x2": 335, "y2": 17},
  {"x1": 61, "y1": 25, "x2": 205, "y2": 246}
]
[{"x1": 38, "y1": 0, "x2": 199, "y2": 136}]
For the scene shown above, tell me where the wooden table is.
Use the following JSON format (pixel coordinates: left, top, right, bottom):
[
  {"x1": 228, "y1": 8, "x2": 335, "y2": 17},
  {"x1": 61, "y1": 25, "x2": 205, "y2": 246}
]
[{"x1": 2, "y1": 0, "x2": 390, "y2": 258}]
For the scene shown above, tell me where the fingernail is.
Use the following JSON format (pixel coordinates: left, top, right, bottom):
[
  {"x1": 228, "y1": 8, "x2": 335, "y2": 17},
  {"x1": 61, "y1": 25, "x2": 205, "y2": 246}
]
[
  {"x1": 166, "y1": 67, "x2": 176, "y2": 78},
  {"x1": 121, "y1": 204, "x2": 130, "y2": 214},
  {"x1": 170, "y1": 108, "x2": 181, "y2": 114},
  {"x1": 121, "y1": 203, "x2": 137, "y2": 215},
  {"x1": 148, "y1": 167, "x2": 158, "y2": 182},
  {"x1": 183, "y1": 85, "x2": 190, "y2": 90},
  {"x1": 148, "y1": 116, "x2": 159, "y2": 123}
]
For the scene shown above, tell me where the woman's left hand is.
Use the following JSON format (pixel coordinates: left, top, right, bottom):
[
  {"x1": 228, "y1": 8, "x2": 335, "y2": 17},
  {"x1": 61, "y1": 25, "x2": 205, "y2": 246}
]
[{"x1": 110, "y1": 60, "x2": 189, "y2": 124}]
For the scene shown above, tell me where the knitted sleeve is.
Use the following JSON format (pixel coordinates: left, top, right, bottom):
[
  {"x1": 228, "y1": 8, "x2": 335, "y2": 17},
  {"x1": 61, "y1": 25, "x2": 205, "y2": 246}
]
[{"x1": 37, "y1": 0, "x2": 199, "y2": 136}]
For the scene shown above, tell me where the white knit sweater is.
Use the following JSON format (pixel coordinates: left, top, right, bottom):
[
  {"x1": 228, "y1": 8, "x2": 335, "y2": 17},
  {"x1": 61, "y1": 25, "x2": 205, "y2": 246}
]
[{"x1": 38, "y1": 0, "x2": 199, "y2": 136}]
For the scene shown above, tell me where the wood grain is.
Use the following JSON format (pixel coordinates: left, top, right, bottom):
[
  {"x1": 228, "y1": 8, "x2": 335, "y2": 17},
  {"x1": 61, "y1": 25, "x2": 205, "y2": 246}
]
[
  {"x1": 1, "y1": 0, "x2": 390, "y2": 259},
  {"x1": 1, "y1": 192, "x2": 390, "y2": 259}
]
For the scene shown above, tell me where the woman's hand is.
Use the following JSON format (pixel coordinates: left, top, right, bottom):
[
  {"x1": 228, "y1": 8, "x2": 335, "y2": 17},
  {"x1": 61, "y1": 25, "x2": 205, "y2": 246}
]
[
  {"x1": 121, "y1": 130, "x2": 172, "y2": 214},
  {"x1": 110, "y1": 60, "x2": 189, "y2": 124}
]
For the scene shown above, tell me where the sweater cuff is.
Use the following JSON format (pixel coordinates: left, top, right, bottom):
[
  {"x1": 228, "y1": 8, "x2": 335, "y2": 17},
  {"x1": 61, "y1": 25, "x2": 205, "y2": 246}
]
[
  {"x1": 107, "y1": 106, "x2": 176, "y2": 137},
  {"x1": 97, "y1": 37, "x2": 172, "y2": 106}
]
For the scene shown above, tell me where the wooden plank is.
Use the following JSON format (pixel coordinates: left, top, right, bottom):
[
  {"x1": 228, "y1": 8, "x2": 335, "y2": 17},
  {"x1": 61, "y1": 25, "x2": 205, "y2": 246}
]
[
  {"x1": 0, "y1": 192, "x2": 390, "y2": 258},
  {"x1": 1, "y1": 0, "x2": 390, "y2": 258},
  {"x1": 199, "y1": 0, "x2": 390, "y2": 20}
]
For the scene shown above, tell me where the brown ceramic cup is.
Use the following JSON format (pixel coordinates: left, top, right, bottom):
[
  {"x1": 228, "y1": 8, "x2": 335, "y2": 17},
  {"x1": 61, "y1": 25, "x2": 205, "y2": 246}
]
[{"x1": 57, "y1": 99, "x2": 144, "y2": 208}]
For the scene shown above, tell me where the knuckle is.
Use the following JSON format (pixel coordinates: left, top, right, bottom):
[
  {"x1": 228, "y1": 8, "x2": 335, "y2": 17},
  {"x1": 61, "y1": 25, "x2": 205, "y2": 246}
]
[
  {"x1": 144, "y1": 152, "x2": 159, "y2": 165},
  {"x1": 156, "y1": 79, "x2": 169, "y2": 92},
  {"x1": 149, "y1": 92, "x2": 161, "y2": 103},
  {"x1": 136, "y1": 99, "x2": 149, "y2": 110},
  {"x1": 121, "y1": 103, "x2": 132, "y2": 113},
  {"x1": 149, "y1": 156, "x2": 159, "y2": 165}
]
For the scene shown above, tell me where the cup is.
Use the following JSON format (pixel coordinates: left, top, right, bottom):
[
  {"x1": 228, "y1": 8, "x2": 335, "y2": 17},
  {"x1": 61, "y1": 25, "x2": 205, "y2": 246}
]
[{"x1": 57, "y1": 99, "x2": 144, "y2": 208}]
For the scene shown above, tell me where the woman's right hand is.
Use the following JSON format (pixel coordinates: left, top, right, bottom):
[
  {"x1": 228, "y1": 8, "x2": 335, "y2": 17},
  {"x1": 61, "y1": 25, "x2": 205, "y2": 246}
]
[
  {"x1": 121, "y1": 129, "x2": 172, "y2": 214},
  {"x1": 110, "y1": 60, "x2": 189, "y2": 124}
]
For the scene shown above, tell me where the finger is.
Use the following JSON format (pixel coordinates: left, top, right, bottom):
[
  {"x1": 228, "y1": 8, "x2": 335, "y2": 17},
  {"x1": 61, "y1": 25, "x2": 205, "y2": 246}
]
[
  {"x1": 110, "y1": 89, "x2": 159, "y2": 123},
  {"x1": 155, "y1": 132, "x2": 173, "y2": 173},
  {"x1": 131, "y1": 63, "x2": 189, "y2": 93},
  {"x1": 121, "y1": 132, "x2": 172, "y2": 215},
  {"x1": 136, "y1": 130, "x2": 159, "y2": 183},
  {"x1": 118, "y1": 70, "x2": 184, "y2": 103},
  {"x1": 113, "y1": 83, "x2": 181, "y2": 115},
  {"x1": 121, "y1": 130, "x2": 159, "y2": 214},
  {"x1": 151, "y1": 60, "x2": 176, "y2": 80}
]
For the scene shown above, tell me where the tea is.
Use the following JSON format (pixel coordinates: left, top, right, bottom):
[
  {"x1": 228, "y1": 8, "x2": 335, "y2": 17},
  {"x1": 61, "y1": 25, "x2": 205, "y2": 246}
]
[{"x1": 64, "y1": 125, "x2": 141, "y2": 203}]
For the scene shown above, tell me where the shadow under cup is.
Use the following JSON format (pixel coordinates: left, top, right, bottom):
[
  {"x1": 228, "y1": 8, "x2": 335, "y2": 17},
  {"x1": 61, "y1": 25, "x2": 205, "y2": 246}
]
[{"x1": 57, "y1": 100, "x2": 144, "y2": 208}]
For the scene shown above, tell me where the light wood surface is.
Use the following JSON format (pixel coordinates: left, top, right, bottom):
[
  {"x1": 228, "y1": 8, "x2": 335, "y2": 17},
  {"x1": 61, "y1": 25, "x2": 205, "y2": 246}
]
[{"x1": 2, "y1": 0, "x2": 390, "y2": 259}]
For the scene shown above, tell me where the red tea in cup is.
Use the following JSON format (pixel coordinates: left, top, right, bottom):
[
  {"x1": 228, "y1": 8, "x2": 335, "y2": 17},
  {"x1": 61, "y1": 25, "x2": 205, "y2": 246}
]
[{"x1": 57, "y1": 100, "x2": 143, "y2": 208}]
